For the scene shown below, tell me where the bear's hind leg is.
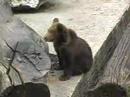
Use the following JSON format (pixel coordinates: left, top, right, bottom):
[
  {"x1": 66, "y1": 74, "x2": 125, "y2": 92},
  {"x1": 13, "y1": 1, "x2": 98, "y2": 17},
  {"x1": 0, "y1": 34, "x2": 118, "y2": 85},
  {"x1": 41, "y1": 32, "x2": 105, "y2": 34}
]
[
  {"x1": 59, "y1": 67, "x2": 72, "y2": 81},
  {"x1": 59, "y1": 50, "x2": 74, "y2": 81}
]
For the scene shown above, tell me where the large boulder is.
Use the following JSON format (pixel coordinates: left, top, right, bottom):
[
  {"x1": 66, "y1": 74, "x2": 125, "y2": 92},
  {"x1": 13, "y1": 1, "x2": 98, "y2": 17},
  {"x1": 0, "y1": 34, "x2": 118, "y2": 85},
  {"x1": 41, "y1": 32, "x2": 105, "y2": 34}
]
[
  {"x1": 0, "y1": 0, "x2": 12, "y2": 23},
  {"x1": 10, "y1": 0, "x2": 49, "y2": 10},
  {"x1": 1, "y1": 82, "x2": 50, "y2": 97},
  {"x1": 0, "y1": 17, "x2": 51, "y2": 83},
  {"x1": 0, "y1": 0, "x2": 51, "y2": 93}
]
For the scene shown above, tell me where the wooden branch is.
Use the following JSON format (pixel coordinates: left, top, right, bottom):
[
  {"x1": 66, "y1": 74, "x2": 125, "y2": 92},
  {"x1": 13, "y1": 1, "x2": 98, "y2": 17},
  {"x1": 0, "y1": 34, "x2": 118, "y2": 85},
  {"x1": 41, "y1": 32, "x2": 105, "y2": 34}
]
[
  {"x1": 4, "y1": 41, "x2": 25, "y2": 86},
  {"x1": 7, "y1": 42, "x2": 18, "y2": 75},
  {"x1": 10, "y1": 63, "x2": 25, "y2": 86},
  {"x1": 5, "y1": 41, "x2": 19, "y2": 86}
]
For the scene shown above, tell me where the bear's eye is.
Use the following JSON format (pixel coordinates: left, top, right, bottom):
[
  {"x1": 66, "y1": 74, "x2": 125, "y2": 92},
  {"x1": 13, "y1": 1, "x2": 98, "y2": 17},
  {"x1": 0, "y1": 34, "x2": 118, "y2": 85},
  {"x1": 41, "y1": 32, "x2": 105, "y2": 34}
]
[{"x1": 50, "y1": 30, "x2": 54, "y2": 33}]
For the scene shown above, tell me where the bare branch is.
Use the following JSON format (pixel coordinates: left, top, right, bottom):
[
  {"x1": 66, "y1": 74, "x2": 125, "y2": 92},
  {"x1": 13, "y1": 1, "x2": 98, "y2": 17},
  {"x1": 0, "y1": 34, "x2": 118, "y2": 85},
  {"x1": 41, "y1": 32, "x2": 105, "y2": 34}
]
[
  {"x1": 7, "y1": 42, "x2": 18, "y2": 75},
  {"x1": 4, "y1": 41, "x2": 25, "y2": 86}
]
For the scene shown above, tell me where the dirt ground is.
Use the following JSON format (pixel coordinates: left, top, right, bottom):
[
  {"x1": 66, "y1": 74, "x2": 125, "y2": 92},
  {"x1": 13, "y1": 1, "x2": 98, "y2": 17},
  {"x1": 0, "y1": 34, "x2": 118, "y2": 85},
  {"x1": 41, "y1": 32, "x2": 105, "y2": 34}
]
[{"x1": 14, "y1": 0, "x2": 129, "y2": 97}]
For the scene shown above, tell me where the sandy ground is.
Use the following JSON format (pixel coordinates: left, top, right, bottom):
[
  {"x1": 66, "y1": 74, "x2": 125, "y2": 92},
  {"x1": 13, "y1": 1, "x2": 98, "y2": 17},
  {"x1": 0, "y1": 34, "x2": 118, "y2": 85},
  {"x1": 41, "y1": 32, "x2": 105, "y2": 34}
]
[{"x1": 14, "y1": 0, "x2": 129, "y2": 97}]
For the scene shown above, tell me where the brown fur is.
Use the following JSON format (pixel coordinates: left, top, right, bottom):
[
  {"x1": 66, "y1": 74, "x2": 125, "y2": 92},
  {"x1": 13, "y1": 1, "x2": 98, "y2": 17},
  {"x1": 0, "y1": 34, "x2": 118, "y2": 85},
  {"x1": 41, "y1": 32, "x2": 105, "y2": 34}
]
[{"x1": 44, "y1": 18, "x2": 93, "y2": 81}]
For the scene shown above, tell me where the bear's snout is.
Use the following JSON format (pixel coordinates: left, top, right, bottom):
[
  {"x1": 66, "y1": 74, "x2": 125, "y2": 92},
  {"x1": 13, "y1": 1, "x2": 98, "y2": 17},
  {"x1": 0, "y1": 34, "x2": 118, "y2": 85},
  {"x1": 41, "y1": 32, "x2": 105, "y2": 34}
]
[{"x1": 44, "y1": 33, "x2": 54, "y2": 42}]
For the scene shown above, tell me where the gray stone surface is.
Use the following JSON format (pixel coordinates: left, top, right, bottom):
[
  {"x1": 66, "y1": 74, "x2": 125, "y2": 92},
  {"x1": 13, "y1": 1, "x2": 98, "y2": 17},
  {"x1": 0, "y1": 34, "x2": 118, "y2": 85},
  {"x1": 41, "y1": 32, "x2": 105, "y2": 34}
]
[
  {"x1": 0, "y1": 17, "x2": 51, "y2": 83},
  {"x1": 0, "y1": 0, "x2": 12, "y2": 23},
  {"x1": 10, "y1": 0, "x2": 48, "y2": 9},
  {"x1": 0, "y1": 0, "x2": 51, "y2": 93}
]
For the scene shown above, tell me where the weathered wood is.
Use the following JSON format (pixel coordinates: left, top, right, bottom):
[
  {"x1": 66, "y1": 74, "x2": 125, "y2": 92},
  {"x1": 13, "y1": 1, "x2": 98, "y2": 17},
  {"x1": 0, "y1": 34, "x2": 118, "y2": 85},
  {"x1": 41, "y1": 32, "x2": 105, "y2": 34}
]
[
  {"x1": 11, "y1": 0, "x2": 49, "y2": 10},
  {"x1": 101, "y1": 29, "x2": 130, "y2": 84},
  {"x1": 72, "y1": 5, "x2": 130, "y2": 97}
]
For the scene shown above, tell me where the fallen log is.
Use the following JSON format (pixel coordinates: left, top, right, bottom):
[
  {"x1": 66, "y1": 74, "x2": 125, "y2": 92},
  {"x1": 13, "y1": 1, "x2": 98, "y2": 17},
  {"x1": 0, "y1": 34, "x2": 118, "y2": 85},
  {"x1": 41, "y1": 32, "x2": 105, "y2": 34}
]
[{"x1": 72, "y1": 5, "x2": 130, "y2": 97}]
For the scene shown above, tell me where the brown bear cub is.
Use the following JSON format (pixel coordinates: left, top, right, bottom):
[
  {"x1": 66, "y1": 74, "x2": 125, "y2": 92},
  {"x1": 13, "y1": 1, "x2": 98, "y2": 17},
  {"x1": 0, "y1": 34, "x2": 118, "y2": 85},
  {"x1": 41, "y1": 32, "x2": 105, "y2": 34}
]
[{"x1": 44, "y1": 18, "x2": 93, "y2": 81}]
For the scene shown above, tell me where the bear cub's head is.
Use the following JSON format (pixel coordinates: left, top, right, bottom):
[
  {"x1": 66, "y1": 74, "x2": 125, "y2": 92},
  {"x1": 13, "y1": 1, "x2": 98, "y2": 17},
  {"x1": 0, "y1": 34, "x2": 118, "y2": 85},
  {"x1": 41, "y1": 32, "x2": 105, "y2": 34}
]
[{"x1": 44, "y1": 18, "x2": 77, "y2": 43}]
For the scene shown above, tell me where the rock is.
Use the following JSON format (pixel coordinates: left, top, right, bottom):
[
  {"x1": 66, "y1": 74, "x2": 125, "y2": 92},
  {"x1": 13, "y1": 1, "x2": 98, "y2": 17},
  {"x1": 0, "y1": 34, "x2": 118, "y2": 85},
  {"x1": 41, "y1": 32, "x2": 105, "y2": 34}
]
[
  {"x1": 49, "y1": 53, "x2": 59, "y2": 70},
  {"x1": 0, "y1": 0, "x2": 51, "y2": 93},
  {"x1": 0, "y1": 82, "x2": 50, "y2": 97},
  {"x1": 0, "y1": 17, "x2": 51, "y2": 83},
  {"x1": 0, "y1": 45, "x2": 10, "y2": 94},
  {"x1": 10, "y1": 0, "x2": 49, "y2": 10},
  {"x1": 0, "y1": 72, "x2": 2, "y2": 93},
  {"x1": 86, "y1": 83, "x2": 127, "y2": 97},
  {"x1": 0, "y1": 0, "x2": 12, "y2": 23}
]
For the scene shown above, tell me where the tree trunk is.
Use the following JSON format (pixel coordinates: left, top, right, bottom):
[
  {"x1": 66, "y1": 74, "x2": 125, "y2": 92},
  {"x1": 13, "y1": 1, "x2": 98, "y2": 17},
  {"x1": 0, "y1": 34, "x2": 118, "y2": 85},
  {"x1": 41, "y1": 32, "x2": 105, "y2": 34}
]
[{"x1": 72, "y1": 5, "x2": 130, "y2": 97}]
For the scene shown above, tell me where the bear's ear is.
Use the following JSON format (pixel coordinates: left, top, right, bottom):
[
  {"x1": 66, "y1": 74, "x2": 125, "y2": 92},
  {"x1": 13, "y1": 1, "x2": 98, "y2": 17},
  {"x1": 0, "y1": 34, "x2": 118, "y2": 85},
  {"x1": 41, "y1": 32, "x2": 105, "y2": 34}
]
[
  {"x1": 53, "y1": 18, "x2": 59, "y2": 23},
  {"x1": 57, "y1": 23, "x2": 66, "y2": 32}
]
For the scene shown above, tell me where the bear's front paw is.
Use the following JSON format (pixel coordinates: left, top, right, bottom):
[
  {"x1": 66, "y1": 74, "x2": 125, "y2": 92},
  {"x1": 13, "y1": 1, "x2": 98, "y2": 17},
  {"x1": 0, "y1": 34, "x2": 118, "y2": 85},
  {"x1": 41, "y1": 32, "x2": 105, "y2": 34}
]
[{"x1": 59, "y1": 74, "x2": 70, "y2": 81}]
